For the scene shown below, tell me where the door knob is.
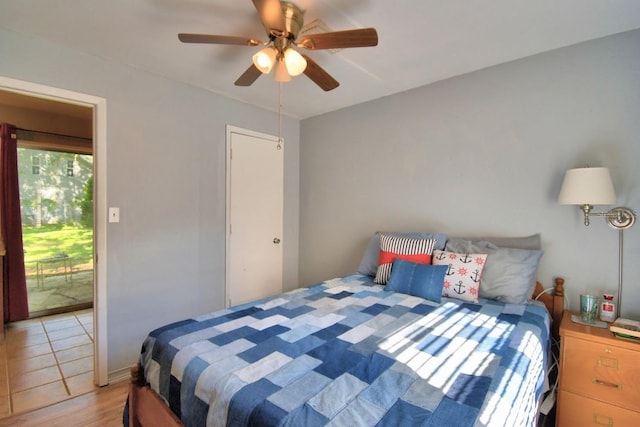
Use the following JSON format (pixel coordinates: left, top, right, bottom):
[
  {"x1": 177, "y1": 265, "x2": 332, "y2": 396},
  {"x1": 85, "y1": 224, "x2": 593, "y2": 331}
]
[{"x1": 273, "y1": 238, "x2": 281, "y2": 244}]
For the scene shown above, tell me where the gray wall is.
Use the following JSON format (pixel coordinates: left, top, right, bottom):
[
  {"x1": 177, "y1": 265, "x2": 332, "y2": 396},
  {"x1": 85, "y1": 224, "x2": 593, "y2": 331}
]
[
  {"x1": 0, "y1": 29, "x2": 300, "y2": 373},
  {"x1": 300, "y1": 29, "x2": 640, "y2": 318}
]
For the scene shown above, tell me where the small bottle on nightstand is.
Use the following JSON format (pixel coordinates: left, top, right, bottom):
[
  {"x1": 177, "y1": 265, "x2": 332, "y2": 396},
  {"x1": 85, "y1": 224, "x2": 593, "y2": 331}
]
[{"x1": 600, "y1": 294, "x2": 616, "y2": 322}]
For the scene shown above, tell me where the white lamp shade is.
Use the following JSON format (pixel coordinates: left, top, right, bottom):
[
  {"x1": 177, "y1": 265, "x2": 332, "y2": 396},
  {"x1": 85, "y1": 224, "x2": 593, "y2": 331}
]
[
  {"x1": 252, "y1": 47, "x2": 277, "y2": 74},
  {"x1": 283, "y1": 48, "x2": 307, "y2": 76},
  {"x1": 273, "y1": 59, "x2": 291, "y2": 82},
  {"x1": 558, "y1": 167, "x2": 616, "y2": 205}
]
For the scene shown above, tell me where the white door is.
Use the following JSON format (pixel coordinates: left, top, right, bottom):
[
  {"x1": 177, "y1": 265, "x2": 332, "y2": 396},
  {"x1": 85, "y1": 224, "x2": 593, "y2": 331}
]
[{"x1": 226, "y1": 127, "x2": 283, "y2": 306}]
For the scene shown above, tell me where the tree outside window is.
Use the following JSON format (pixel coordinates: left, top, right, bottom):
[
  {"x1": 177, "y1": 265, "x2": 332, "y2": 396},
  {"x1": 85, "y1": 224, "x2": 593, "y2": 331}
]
[{"x1": 18, "y1": 148, "x2": 93, "y2": 227}]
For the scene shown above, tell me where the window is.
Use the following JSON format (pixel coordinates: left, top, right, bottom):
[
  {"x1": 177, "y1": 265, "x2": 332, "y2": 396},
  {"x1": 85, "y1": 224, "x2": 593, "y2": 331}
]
[
  {"x1": 66, "y1": 159, "x2": 74, "y2": 176},
  {"x1": 31, "y1": 155, "x2": 40, "y2": 175}
]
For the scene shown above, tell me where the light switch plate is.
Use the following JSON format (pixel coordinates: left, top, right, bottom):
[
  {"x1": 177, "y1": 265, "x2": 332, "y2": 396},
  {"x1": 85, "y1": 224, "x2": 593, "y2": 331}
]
[{"x1": 109, "y1": 207, "x2": 120, "y2": 223}]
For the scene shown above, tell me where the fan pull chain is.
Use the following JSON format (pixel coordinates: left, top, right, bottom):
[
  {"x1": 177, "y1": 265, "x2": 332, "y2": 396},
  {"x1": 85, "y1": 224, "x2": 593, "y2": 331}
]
[{"x1": 277, "y1": 82, "x2": 283, "y2": 150}]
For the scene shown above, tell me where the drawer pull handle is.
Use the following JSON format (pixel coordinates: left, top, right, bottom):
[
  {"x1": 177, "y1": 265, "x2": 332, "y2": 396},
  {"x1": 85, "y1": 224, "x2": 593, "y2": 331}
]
[
  {"x1": 598, "y1": 356, "x2": 618, "y2": 369},
  {"x1": 592, "y1": 378, "x2": 622, "y2": 389},
  {"x1": 593, "y1": 413, "x2": 613, "y2": 426}
]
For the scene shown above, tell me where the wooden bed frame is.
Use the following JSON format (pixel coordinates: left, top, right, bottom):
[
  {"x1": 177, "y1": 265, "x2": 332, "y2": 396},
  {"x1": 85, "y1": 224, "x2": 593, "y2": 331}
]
[{"x1": 128, "y1": 277, "x2": 566, "y2": 427}]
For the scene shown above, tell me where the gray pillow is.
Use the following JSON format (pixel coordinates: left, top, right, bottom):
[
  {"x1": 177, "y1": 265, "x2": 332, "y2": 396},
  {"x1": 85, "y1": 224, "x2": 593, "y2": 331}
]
[
  {"x1": 472, "y1": 234, "x2": 541, "y2": 250},
  {"x1": 357, "y1": 231, "x2": 448, "y2": 277},
  {"x1": 445, "y1": 237, "x2": 543, "y2": 304}
]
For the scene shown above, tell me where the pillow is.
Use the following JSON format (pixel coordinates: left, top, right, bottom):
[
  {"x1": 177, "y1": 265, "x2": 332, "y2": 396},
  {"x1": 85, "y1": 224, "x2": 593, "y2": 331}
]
[
  {"x1": 373, "y1": 234, "x2": 436, "y2": 284},
  {"x1": 445, "y1": 238, "x2": 543, "y2": 304},
  {"x1": 455, "y1": 234, "x2": 541, "y2": 250},
  {"x1": 432, "y1": 250, "x2": 487, "y2": 303},
  {"x1": 358, "y1": 231, "x2": 447, "y2": 277},
  {"x1": 385, "y1": 259, "x2": 447, "y2": 303}
]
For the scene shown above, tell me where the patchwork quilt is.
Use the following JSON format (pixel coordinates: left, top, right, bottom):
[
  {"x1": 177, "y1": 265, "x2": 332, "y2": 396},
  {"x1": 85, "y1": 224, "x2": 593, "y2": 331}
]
[{"x1": 138, "y1": 274, "x2": 550, "y2": 427}]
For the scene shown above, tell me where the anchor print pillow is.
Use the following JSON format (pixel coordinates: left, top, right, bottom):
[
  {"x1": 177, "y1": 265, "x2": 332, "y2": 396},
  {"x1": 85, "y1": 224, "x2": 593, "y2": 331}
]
[{"x1": 432, "y1": 250, "x2": 488, "y2": 303}]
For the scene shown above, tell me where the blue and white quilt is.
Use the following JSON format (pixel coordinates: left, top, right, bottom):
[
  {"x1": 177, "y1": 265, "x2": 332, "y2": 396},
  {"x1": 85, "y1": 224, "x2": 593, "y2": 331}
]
[{"x1": 138, "y1": 274, "x2": 550, "y2": 427}]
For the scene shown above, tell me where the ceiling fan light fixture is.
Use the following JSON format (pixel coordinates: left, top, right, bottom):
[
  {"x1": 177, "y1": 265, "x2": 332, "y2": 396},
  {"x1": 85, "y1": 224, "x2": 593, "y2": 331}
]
[
  {"x1": 252, "y1": 47, "x2": 277, "y2": 74},
  {"x1": 273, "y1": 59, "x2": 292, "y2": 82},
  {"x1": 283, "y1": 48, "x2": 307, "y2": 76},
  {"x1": 179, "y1": 0, "x2": 379, "y2": 91}
]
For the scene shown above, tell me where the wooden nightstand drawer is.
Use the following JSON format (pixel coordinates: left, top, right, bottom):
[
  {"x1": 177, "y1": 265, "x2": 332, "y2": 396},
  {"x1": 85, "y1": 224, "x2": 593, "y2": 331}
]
[
  {"x1": 561, "y1": 335, "x2": 640, "y2": 412},
  {"x1": 558, "y1": 390, "x2": 640, "y2": 427}
]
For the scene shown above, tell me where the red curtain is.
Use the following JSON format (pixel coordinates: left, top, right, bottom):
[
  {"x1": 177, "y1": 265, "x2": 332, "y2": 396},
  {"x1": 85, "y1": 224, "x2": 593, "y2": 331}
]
[{"x1": 1, "y1": 123, "x2": 29, "y2": 322}]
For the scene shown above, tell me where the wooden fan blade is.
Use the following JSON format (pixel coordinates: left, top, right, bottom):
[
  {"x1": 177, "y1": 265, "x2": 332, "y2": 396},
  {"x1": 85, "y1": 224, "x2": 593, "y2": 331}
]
[
  {"x1": 252, "y1": 0, "x2": 286, "y2": 36},
  {"x1": 298, "y1": 28, "x2": 378, "y2": 50},
  {"x1": 178, "y1": 33, "x2": 261, "y2": 46},
  {"x1": 301, "y1": 54, "x2": 339, "y2": 91},
  {"x1": 235, "y1": 64, "x2": 263, "y2": 86}
]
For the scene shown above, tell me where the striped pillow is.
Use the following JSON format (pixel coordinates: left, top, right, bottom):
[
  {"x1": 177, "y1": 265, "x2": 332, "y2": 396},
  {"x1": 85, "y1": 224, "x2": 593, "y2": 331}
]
[{"x1": 374, "y1": 234, "x2": 436, "y2": 284}]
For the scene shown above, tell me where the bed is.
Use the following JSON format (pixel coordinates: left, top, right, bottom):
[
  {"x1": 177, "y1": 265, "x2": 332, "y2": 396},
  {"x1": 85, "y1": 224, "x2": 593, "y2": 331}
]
[{"x1": 126, "y1": 233, "x2": 565, "y2": 427}]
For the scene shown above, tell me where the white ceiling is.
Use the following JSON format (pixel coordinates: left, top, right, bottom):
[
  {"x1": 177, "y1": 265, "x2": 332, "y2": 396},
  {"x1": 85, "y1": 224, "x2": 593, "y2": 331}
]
[{"x1": 2, "y1": 0, "x2": 640, "y2": 119}]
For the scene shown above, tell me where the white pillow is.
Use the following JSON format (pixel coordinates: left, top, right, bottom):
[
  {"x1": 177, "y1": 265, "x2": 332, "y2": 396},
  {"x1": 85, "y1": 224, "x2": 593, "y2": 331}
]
[{"x1": 433, "y1": 250, "x2": 488, "y2": 303}]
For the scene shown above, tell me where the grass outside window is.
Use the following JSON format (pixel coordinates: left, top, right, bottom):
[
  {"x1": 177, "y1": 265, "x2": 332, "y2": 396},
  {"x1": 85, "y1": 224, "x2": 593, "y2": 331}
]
[{"x1": 22, "y1": 224, "x2": 94, "y2": 278}]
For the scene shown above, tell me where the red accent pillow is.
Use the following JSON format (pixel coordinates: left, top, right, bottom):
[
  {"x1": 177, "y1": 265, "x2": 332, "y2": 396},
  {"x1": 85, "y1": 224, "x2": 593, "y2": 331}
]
[
  {"x1": 374, "y1": 234, "x2": 436, "y2": 284},
  {"x1": 378, "y1": 251, "x2": 431, "y2": 266}
]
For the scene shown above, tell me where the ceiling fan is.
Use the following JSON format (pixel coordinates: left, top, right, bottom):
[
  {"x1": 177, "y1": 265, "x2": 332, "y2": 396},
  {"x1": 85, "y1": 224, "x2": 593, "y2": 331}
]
[{"x1": 178, "y1": 0, "x2": 378, "y2": 91}]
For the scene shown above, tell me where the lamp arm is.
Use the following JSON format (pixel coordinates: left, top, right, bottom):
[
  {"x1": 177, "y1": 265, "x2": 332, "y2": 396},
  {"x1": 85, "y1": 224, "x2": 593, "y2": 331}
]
[{"x1": 579, "y1": 205, "x2": 636, "y2": 230}]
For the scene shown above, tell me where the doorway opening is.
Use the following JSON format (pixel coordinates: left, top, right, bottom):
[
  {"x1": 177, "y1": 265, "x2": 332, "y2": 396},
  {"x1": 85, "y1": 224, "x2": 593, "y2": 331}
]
[
  {"x1": 0, "y1": 76, "x2": 109, "y2": 388},
  {"x1": 18, "y1": 144, "x2": 94, "y2": 317}
]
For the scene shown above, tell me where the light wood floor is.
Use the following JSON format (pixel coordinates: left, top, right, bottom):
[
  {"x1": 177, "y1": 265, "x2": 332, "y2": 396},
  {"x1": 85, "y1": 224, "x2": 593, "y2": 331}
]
[{"x1": 0, "y1": 379, "x2": 129, "y2": 426}]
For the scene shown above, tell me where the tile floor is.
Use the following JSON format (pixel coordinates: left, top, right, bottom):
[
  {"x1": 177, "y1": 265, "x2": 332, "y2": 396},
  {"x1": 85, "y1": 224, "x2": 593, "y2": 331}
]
[{"x1": 0, "y1": 309, "x2": 96, "y2": 418}]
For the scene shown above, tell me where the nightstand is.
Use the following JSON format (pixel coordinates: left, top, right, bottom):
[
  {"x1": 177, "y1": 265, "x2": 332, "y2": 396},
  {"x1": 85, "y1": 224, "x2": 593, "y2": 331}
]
[{"x1": 556, "y1": 311, "x2": 640, "y2": 426}]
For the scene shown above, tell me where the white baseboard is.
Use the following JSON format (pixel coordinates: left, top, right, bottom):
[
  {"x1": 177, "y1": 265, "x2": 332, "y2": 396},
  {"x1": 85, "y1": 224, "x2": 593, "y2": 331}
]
[{"x1": 108, "y1": 366, "x2": 131, "y2": 384}]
